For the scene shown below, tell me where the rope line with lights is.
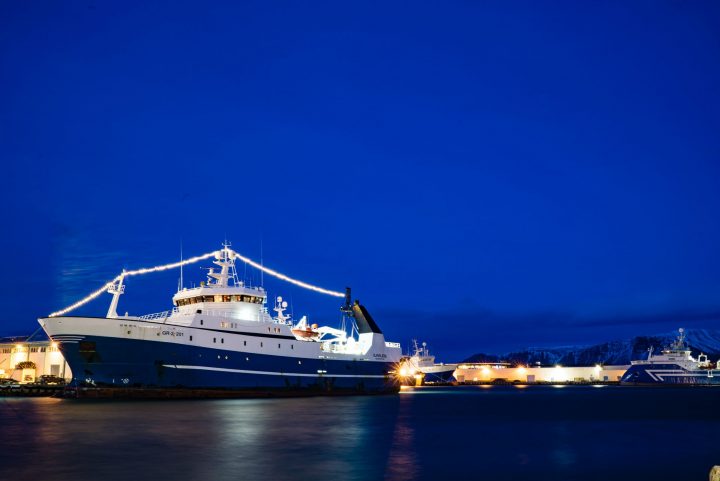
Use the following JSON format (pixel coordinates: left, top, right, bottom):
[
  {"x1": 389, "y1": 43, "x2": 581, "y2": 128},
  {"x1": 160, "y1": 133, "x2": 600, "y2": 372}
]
[{"x1": 48, "y1": 247, "x2": 344, "y2": 318}]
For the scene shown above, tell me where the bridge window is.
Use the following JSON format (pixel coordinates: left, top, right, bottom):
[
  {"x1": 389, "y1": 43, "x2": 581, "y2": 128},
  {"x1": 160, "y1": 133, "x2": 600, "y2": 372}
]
[
  {"x1": 239, "y1": 295, "x2": 264, "y2": 304},
  {"x1": 223, "y1": 295, "x2": 232, "y2": 302}
]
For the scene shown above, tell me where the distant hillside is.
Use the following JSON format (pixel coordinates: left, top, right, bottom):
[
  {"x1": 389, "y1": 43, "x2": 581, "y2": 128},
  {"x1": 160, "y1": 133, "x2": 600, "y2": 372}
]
[{"x1": 463, "y1": 329, "x2": 720, "y2": 366}]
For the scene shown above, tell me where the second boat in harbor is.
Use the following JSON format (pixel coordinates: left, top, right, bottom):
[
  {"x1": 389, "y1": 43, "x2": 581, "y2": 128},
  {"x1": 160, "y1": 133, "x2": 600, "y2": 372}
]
[
  {"x1": 400, "y1": 340, "x2": 457, "y2": 383},
  {"x1": 621, "y1": 328, "x2": 720, "y2": 385}
]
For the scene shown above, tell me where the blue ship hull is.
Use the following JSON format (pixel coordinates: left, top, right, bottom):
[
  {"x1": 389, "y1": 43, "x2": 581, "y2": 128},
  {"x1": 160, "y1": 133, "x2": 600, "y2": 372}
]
[
  {"x1": 59, "y1": 335, "x2": 399, "y2": 394},
  {"x1": 621, "y1": 363, "x2": 720, "y2": 385}
]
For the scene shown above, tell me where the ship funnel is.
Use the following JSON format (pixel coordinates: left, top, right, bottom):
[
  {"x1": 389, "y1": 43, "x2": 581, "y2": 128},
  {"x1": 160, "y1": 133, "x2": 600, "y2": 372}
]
[
  {"x1": 351, "y1": 300, "x2": 383, "y2": 334},
  {"x1": 344, "y1": 287, "x2": 352, "y2": 311}
]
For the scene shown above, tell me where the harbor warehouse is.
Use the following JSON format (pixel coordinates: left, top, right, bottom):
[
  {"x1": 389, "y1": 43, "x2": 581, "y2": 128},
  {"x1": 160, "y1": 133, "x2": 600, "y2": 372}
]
[
  {"x1": 0, "y1": 337, "x2": 71, "y2": 382},
  {"x1": 454, "y1": 364, "x2": 628, "y2": 383}
]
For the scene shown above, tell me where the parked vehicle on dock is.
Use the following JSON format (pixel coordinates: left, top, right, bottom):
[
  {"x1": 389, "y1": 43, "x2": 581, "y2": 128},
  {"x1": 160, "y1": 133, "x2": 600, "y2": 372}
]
[{"x1": 37, "y1": 375, "x2": 65, "y2": 385}]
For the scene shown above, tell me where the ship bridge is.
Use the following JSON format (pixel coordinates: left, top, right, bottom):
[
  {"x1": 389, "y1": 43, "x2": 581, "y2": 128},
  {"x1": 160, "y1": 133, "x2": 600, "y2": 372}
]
[{"x1": 173, "y1": 286, "x2": 266, "y2": 307}]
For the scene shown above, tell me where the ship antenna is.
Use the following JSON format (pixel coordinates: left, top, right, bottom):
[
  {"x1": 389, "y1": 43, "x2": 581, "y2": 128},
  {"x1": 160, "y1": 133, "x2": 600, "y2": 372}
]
[
  {"x1": 260, "y1": 236, "x2": 264, "y2": 288},
  {"x1": 179, "y1": 240, "x2": 184, "y2": 292}
]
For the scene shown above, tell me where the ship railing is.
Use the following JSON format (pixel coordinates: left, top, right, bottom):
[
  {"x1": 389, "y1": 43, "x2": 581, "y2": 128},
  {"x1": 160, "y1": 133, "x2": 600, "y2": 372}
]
[
  {"x1": 385, "y1": 342, "x2": 401, "y2": 348},
  {"x1": 138, "y1": 308, "x2": 178, "y2": 322}
]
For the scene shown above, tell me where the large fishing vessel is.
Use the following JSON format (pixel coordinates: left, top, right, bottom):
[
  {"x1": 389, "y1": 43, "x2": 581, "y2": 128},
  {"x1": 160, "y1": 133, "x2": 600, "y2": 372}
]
[
  {"x1": 621, "y1": 328, "x2": 720, "y2": 385},
  {"x1": 38, "y1": 245, "x2": 402, "y2": 396}
]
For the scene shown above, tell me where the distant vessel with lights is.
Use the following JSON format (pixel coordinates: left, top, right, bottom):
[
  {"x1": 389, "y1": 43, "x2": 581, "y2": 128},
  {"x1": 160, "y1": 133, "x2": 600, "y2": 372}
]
[
  {"x1": 621, "y1": 328, "x2": 720, "y2": 385},
  {"x1": 38, "y1": 245, "x2": 402, "y2": 396},
  {"x1": 400, "y1": 340, "x2": 458, "y2": 383}
]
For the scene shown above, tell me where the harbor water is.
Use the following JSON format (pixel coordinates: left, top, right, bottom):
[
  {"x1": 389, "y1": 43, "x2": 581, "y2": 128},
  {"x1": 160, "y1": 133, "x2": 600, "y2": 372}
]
[{"x1": 1, "y1": 385, "x2": 719, "y2": 480}]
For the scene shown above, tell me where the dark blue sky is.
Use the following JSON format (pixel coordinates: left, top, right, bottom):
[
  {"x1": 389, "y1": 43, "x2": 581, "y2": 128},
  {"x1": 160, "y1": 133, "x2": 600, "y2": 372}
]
[{"x1": 2, "y1": 1, "x2": 719, "y2": 359}]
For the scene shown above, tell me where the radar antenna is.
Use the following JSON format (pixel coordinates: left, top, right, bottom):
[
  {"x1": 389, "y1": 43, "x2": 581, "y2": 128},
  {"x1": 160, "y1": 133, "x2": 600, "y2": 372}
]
[{"x1": 274, "y1": 296, "x2": 290, "y2": 323}]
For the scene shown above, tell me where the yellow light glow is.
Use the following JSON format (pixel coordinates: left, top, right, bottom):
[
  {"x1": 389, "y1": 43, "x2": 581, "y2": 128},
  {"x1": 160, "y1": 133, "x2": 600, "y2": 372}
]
[
  {"x1": 517, "y1": 366, "x2": 527, "y2": 374},
  {"x1": 51, "y1": 342, "x2": 58, "y2": 348}
]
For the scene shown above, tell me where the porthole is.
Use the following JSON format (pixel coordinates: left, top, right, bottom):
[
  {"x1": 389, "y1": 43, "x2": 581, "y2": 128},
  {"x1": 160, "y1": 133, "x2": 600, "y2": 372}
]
[
  {"x1": 243, "y1": 341, "x2": 246, "y2": 346},
  {"x1": 221, "y1": 338, "x2": 224, "y2": 344},
  {"x1": 278, "y1": 343, "x2": 281, "y2": 349},
  {"x1": 190, "y1": 335, "x2": 193, "y2": 341},
  {"x1": 200, "y1": 320, "x2": 204, "y2": 326},
  {"x1": 213, "y1": 338, "x2": 216, "y2": 343},
  {"x1": 260, "y1": 342, "x2": 263, "y2": 348}
]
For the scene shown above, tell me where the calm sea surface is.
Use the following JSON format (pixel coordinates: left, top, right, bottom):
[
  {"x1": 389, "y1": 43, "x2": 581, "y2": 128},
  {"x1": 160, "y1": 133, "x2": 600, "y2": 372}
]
[{"x1": 1, "y1": 385, "x2": 719, "y2": 481}]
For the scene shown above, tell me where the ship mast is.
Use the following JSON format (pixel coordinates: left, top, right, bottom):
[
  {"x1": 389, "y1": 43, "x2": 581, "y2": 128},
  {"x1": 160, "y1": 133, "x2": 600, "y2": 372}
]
[
  {"x1": 106, "y1": 271, "x2": 126, "y2": 318},
  {"x1": 207, "y1": 243, "x2": 234, "y2": 287}
]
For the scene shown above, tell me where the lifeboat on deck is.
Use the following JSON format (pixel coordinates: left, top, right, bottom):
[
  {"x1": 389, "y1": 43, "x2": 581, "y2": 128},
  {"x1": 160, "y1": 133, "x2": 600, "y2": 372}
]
[{"x1": 292, "y1": 323, "x2": 320, "y2": 340}]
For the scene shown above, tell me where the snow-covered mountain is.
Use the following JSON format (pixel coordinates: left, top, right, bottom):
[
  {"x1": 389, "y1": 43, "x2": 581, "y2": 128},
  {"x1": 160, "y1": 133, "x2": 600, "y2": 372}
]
[{"x1": 464, "y1": 329, "x2": 720, "y2": 366}]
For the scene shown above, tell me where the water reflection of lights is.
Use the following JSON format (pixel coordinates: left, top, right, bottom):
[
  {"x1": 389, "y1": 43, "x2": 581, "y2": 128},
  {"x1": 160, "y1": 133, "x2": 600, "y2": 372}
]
[{"x1": 386, "y1": 395, "x2": 418, "y2": 481}]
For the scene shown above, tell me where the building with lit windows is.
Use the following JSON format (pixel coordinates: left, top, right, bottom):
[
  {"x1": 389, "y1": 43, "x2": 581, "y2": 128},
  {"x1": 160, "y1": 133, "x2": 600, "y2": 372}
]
[
  {"x1": 454, "y1": 363, "x2": 628, "y2": 384},
  {"x1": 0, "y1": 336, "x2": 71, "y2": 382}
]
